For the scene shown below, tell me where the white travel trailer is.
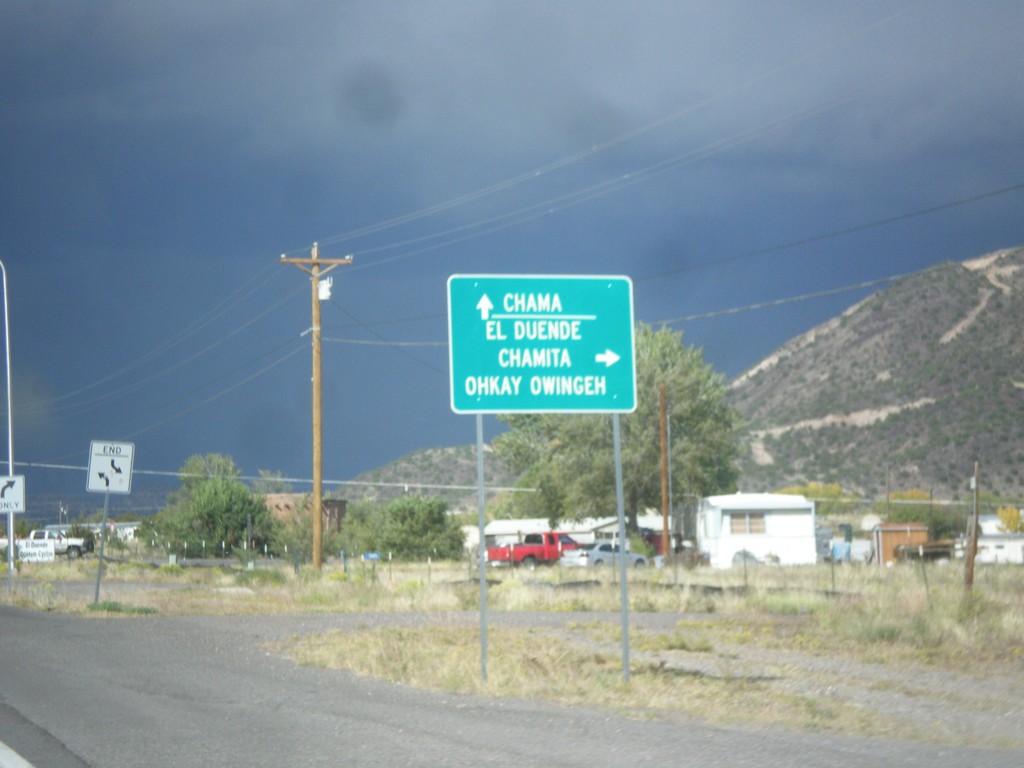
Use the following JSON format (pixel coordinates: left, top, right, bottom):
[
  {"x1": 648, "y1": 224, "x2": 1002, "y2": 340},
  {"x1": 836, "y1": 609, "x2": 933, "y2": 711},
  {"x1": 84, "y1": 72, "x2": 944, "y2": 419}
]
[{"x1": 697, "y1": 493, "x2": 817, "y2": 569}]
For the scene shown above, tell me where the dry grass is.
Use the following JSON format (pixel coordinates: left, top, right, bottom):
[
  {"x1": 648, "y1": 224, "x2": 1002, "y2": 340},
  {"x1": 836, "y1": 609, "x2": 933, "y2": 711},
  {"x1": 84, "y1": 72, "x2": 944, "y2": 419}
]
[
  {"x1": 277, "y1": 623, "x2": 901, "y2": 739},
  {"x1": 4, "y1": 556, "x2": 1023, "y2": 745}
]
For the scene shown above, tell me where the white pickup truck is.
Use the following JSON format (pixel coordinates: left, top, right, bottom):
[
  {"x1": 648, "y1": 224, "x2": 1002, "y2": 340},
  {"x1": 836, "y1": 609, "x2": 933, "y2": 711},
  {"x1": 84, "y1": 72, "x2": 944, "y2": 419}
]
[{"x1": 24, "y1": 529, "x2": 93, "y2": 559}]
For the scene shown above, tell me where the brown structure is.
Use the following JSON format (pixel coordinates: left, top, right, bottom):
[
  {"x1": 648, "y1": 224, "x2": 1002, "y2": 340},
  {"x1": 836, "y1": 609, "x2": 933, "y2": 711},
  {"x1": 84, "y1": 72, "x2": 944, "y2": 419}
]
[
  {"x1": 264, "y1": 494, "x2": 347, "y2": 533},
  {"x1": 872, "y1": 522, "x2": 929, "y2": 566}
]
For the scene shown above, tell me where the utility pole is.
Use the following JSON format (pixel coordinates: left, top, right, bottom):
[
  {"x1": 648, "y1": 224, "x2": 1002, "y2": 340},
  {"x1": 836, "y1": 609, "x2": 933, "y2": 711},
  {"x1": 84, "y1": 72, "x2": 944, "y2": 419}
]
[
  {"x1": 281, "y1": 244, "x2": 352, "y2": 570},
  {"x1": 964, "y1": 461, "x2": 980, "y2": 592},
  {"x1": 659, "y1": 383, "x2": 670, "y2": 560}
]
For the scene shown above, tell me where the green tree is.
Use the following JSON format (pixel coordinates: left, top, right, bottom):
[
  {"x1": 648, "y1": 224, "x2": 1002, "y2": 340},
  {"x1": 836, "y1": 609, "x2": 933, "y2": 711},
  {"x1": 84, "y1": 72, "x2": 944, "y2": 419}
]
[
  {"x1": 151, "y1": 454, "x2": 276, "y2": 555},
  {"x1": 376, "y1": 495, "x2": 465, "y2": 560},
  {"x1": 337, "y1": 499, "x2": 381, "y2": 557},
  {"x1": 495, "y1": 323, "x2": 739, "y2": 530},
  {"x1": 882, "y1": 488, "x2": 964, "y2": 540}
]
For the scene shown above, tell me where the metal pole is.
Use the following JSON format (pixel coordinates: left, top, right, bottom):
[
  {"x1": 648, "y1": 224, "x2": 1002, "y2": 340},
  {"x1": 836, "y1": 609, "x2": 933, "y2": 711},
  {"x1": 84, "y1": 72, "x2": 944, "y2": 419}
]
[
  {"x1": 2, "y1": 260, "x2": 13, "y2": 594},
  {"x1": 476, "y1": 414, "x2": 488, "y2": 681},
  {"x1": 613, "y1": 413, "x2": 630, "y2": 683},
  {"x1": 93, "y1": 491, "x2": 110, "y2": 604}
]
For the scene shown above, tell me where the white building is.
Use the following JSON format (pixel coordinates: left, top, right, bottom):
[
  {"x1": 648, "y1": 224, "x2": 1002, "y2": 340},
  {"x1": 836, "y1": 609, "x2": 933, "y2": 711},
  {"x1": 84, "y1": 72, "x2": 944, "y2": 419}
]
[
  {"x1": 975, "y1": 534, "x2": 1024, "y2": 564},
  {"x1": 697, "y1": 493, "x2": 817, "y2": 569}
]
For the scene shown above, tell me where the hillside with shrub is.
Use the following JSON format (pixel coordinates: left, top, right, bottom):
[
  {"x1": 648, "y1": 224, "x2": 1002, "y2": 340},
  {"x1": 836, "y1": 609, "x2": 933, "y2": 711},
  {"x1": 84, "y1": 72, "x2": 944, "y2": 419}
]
[{"x1": 730, "y1": 245, "x2": 1024, "y2": 502}]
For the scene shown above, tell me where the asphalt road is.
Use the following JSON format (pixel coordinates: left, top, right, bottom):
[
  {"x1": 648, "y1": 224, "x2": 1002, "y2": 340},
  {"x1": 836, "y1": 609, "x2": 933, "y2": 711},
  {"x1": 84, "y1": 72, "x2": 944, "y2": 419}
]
[{"x1": 0, "y1": 605, "x2": 1020, "y2": 768}]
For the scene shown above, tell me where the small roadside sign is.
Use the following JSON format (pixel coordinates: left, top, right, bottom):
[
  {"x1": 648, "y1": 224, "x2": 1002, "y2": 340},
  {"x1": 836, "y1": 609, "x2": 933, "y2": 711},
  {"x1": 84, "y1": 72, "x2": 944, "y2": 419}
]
[
  {"x1": 0, "y1": 475, "x2": 25, "y2": 514},
  {"x1": 17, "y1": 539, "x2": 55, "y2": 564},
  {"x1": 447, "y1": 274, "x2": 636, "y2": 414},
  {"x1": 87, "y1": 441, "x2": 135, "y2": 495}
]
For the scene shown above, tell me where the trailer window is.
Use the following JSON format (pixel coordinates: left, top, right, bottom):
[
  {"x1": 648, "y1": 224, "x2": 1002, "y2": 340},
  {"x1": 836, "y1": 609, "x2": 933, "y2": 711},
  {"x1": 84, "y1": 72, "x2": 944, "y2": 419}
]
[{"x1": 730, "y1": 513, "x2": 765, "y2": 535}]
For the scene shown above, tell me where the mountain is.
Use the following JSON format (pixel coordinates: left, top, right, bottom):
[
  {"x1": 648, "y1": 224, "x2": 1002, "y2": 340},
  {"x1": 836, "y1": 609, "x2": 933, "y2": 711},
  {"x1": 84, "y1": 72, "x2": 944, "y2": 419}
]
[
  {"x1": 729, "y1": 245, "x2": 1024, "y2": 502},
  {"x1": 339, "y1": 444, "x2": 519, "y2": 510}
]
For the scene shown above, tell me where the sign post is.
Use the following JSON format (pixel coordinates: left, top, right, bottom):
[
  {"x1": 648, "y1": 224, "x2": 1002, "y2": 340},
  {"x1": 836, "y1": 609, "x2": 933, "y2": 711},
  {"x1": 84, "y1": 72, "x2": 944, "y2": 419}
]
[
  {"x1": 448, "y1": 274, "x2": 637, "y2": 681},
  {"x1": 87, "y1": 441, "x2": 135, "y2": 604}
]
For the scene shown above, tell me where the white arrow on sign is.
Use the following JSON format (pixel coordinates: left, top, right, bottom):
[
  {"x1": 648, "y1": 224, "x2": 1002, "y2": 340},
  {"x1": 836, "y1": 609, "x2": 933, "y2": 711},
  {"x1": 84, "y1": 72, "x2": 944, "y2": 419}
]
[
  {"x1": 476, "y1": 294, "x2": 494, "y2": 320},
  {"x1": 595, "y1": 349, "x2": 620, "y2": 367}
]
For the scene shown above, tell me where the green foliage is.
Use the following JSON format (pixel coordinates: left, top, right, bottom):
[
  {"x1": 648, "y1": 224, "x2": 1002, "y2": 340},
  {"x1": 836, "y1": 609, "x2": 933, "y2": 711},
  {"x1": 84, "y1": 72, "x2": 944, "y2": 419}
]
[
  {"x1": 336, "y1": 500, "x2": 380, "y2": 556},
  {"x1": 67, "y1": 523, "x2": 96, "y2": 549},
  {"x1": 495, "y1": 323, "x2": 739, "y2": 529},
  {"x1": 376, "y1": 495, "x2": 465, "y2": 560},
  {"x1": 147, "y1": 454, "x2": 279, "y2": 555},
  {"x1": 882, "y1": 489, "x2": 965, "y2": 540},
  {"x1": 333, "y1": 496, "x2": 465, "y2": 561}
]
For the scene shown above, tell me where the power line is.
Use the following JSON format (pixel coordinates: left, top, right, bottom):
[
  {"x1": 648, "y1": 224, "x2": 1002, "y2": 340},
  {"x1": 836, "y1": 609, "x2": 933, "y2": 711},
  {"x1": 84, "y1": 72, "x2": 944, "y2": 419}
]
[
  {"x1": 331, "y1": 82, "x2": 888, "y2": 274},
  {"x1": 284, "y1": 5, "x2": 914, "y2": 259},
  {"x1": 17, "y1": 461, "x2": 536, "y2": 496},
  {"x1": 44, "y1": 262, "x2": 287, "y2": 409},
  {"x1": 656, "y1": 272, "x2": 920, "y2": 325},
  {"x1": 638, "y1": 182, "x2": 1024, "y2": 282},
  {"x1": 119, "y1": 343, "x2": 307, "y2": 442},
  {"x1": 322, "y1": 337, "x2": 446, "y2": 348}
]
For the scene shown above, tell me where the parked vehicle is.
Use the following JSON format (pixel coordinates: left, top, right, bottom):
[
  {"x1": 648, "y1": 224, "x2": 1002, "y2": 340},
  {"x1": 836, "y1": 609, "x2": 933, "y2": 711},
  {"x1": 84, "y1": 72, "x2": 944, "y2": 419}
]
[
  {"x1": 559, "y1": 542, "x2": 647, "y2": 568},
  {"x1": 487, "y1": 531, "x2": 579, "y2": 568},
  {"x1": 25, "y1": 529, "x2": 93, "y2": 559}
]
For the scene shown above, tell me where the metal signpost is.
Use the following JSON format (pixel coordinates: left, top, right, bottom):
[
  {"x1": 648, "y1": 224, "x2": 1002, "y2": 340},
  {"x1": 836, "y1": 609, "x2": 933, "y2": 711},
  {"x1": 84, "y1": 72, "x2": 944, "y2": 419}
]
[
  {"x1": 87, "y1": 441, "x2": 135, "y2": 604},
  {"x1": 447, "y1": 274, "x2": 637, "y2": 681}
]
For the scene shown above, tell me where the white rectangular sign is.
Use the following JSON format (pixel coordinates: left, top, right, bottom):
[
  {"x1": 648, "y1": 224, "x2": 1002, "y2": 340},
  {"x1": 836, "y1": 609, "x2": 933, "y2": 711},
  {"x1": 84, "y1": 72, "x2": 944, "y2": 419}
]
[
  {"x1": 87, "y1": 441, "x2": 135, "y2": 494},
  {"x1": 0, "y1": 475, "x2": 25, "y2": 514},
  {"x1": 18, "y1": 539, "x2": 55, "y2": 563}
]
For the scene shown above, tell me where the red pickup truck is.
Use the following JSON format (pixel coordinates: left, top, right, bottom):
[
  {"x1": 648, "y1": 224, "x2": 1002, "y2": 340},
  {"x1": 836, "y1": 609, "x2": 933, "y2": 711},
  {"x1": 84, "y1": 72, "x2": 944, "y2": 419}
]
[{"x1": 486, "y1": 531, "x2": 579, "y2": 568}]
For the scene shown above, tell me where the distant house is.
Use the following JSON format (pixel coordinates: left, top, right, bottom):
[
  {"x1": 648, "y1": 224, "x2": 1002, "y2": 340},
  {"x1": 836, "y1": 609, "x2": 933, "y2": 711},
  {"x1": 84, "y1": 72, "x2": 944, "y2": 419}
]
[
  {"x1": 975, "y1": 513, "x2": 1024, "y2": 564},
  {"x1": 975, "y1": 534, "x2": 1024, "y2": 564},
  {"x1": 697, "y1": 493, "x2": 817, "y2": 569}
]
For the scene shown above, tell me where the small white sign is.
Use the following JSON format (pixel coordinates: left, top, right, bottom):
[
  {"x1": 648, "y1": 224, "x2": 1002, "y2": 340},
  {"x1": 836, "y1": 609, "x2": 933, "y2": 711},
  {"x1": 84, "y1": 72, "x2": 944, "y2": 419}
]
[
  {"x1": 87, "y1": 441, "x2": 135, "y2": 494},
  {"x1": 18, "y1": 539, "x2": 55, "y2": 563},
  {"x1": 0, "y1": 475, "x2": 25, "y2": 514}
]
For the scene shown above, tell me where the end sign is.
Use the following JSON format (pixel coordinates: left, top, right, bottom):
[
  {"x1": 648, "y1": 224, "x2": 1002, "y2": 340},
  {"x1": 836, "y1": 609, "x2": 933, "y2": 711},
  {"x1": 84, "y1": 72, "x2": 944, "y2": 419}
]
[
  {"x1": 447, "y1": 274, "x2": 636, "y2": 414},
  {"x1": 87, "y1": 441, "x2": 135, "y2": 494}
]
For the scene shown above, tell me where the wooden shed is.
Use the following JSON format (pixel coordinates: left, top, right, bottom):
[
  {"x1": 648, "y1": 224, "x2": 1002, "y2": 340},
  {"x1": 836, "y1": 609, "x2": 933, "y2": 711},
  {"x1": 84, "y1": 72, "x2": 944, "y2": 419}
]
[{"x1": 872, "y1": 523, "x2": 928, "y2": 566}]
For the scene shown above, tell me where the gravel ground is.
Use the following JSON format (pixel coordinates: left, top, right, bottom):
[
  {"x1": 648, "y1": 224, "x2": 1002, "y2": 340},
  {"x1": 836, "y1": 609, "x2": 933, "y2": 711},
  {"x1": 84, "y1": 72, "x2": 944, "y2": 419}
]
[{"x1": 23, "y1": 579, "x2": 1024, "y2": 750}]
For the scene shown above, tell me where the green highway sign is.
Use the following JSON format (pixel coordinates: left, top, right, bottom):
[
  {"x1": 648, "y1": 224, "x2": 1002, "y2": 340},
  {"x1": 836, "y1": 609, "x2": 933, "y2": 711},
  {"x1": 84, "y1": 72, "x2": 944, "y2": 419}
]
[{"x1": 447, "y1": 274, "x2": 636, "y2": 414}]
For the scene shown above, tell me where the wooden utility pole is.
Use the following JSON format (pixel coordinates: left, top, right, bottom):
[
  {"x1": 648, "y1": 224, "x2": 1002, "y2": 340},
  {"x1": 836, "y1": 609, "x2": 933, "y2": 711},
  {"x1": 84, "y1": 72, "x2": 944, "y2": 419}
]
[
  {"x1": 659, "y1": 383, "x2": 670, "y2": 560},
  {"x1": 964, "y1": 460, "x2": 980, "y2": 592},
  {"x1": 281, "y1": 243, "x2": 352, "y2": 569}
]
